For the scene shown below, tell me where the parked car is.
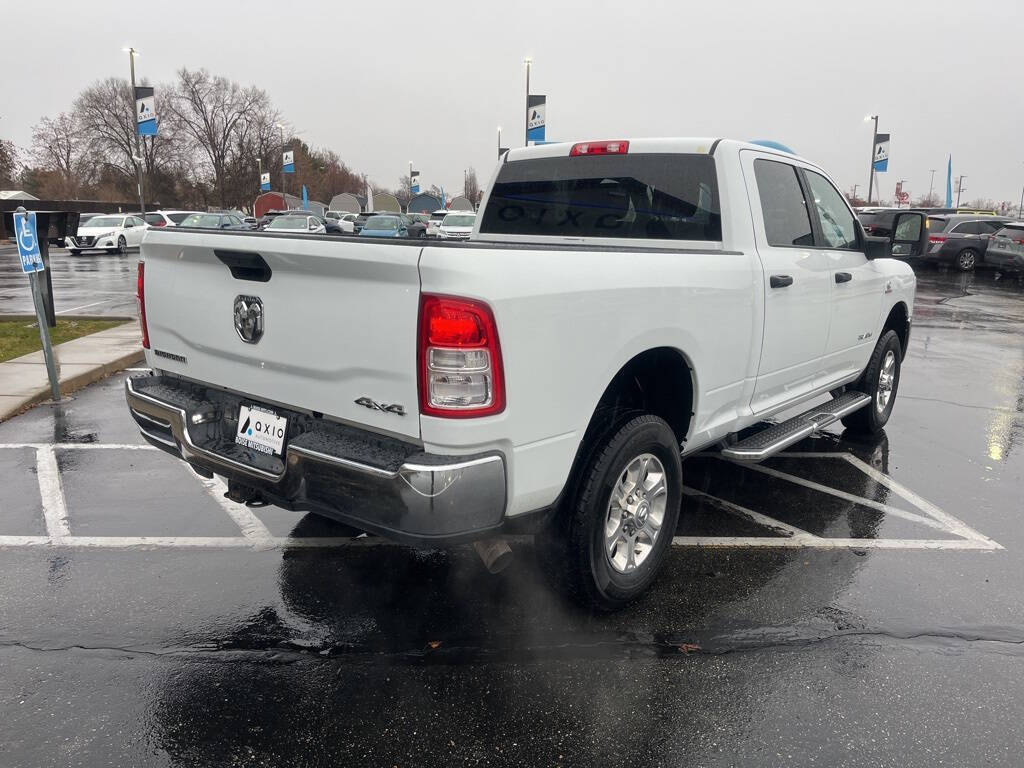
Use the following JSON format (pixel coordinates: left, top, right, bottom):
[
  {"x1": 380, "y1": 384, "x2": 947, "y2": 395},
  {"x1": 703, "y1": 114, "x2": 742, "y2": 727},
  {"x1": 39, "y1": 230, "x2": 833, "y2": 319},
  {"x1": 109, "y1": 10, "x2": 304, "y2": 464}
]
[
  {"x1": 437, "y1": 212, "x2": 476, "y2": 240},
  {"x1": 318, "y1": 214, "x2": 344, "y2": 235},
  {"x1": 265, "y1": 214, "x2": 326, "y2": 234},
  {"x1": 425, "y1": 209, "x2": 448, "y2": 237},
  {"x1": 144, "y1": 210, "x2": 201, "y2": 228},
  {"x1": 212, "y1": 210, "x2": 258, "y2": 230},
  {"x1": 66, "y1": 214, "x2": 148, "y2": 254},
  {"x1": 405, "y1": 212, "x2": 430, "y2": 238},
  {"x1": 63, "y1": 212, "x2": 106, "y2": 249},
  {"x1": 179, "y1": 212, "x2": 252, "y2": 231},
  {"x1": 925, "y1": 214, "x2": 1014, "y2": 271},
  {"x1": 857, "y1": 207, "x2": 928, "y2": 239},
  {"x1": 358, "y1": 214, "x2": 408, "y2": 238},
  {"x1": 985, "y1": 222, "x2": 1024, "y2": 272},
  {"x1": 129, "y1": 137, "x2": 926, "y2": 608},
  {"x1": 325, "y1": 210, "x2": 355, "y2": 233}
]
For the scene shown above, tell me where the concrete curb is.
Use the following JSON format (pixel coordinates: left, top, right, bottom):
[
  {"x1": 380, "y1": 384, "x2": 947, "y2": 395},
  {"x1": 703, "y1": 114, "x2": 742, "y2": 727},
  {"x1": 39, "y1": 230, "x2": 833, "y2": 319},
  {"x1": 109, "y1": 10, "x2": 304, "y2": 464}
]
[{"x1": 0, "y1": 322, "x2": 144, "y2": 422}]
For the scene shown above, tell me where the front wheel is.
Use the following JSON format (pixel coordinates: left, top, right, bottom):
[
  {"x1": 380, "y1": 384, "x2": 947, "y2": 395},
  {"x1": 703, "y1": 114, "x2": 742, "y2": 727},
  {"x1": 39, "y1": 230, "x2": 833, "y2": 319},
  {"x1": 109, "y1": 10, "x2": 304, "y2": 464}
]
[
  {"x1": 116, "y1": 236, "x2": 127, "y2": 255},
  {"x1": 841, "y1": 329, "x2": 902, "y2": 435},
  {"x1": 955, "y1": 248, "x2": 979, "y2": 271},
  {"x1": 68, "y1": 249, "x2": 80, "y2": 256},
  {"x1": 541, "y1": 414, "x2": 682, "y2": 610}
]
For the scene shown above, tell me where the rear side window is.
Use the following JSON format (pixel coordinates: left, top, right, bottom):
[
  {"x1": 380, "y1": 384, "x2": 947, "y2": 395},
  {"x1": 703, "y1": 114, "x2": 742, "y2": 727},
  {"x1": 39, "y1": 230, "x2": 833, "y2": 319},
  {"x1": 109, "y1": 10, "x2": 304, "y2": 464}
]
[
  {"x1": 144, "y1": 213, "x2": 163, "y2": 225},
  {"x1": 995, "y1": 227, "x2": 1024, "y2": 239},
  {"x1": 479, "y1": 153, "x2": 721, "y2": 241},
  {"x1": 168, "y1": 212, "x2": 193, "y2": 224},
  {"x1": 927, "y1": 217, "x2": 948, "y2": 233},
  {"x1": 951, "y1": 221, "x2": 982, "y2": 235},
  {"x1": 753, "y1": 159, "x2": 814, "y2": 248}
]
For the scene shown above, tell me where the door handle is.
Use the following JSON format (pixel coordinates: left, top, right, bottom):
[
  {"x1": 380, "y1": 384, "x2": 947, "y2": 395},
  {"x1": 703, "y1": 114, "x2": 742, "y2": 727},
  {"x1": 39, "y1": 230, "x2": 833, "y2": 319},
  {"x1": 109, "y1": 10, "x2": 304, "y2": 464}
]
[
  {"x1": 835, "y1": 272, "x2": 853, "y2": 284},
  {"x1": 770, "y1": 274, "x2": 793, "y2": 288}
]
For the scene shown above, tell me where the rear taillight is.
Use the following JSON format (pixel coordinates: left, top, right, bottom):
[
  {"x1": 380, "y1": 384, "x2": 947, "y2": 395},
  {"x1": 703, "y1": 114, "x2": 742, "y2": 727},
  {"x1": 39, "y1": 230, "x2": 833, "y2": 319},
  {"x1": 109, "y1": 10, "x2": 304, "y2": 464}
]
[
  {"x1": 152, "y1": 220, "x2": 166, "y2": 227},
  {"x1": 137, "y1": 261, "x2": 150, "y2": 349},
  {"x1": 418, "y1": 294, "x2": 504, "y2": 418},
  {"x1": 569, "y1": 140, "x2": 629, "y2": 157},
  {"x1": 929, "y1": 235, "x2": 946, "y2": 243},
  {"x1": 1014, "y1": 238, "x2": 1024, "y2": 246}
]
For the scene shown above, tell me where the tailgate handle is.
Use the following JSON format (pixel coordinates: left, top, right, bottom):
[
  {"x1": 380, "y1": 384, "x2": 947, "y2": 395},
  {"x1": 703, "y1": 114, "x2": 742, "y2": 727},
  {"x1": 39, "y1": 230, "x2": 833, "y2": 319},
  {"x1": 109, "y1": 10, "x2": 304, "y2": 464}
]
[{"x1": 214, "y1": 250, "x2": 272, "y2": 282}]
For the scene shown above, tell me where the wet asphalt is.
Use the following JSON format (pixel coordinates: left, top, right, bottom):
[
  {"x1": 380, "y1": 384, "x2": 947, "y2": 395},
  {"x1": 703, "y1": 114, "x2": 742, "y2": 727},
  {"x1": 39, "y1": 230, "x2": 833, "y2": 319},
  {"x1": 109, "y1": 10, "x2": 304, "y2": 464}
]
[
  {"x1": 0, "y1": 244, "x2": 138, "y2": 316},
  {"x1": 1, "y1": 263, "x2": 1024, "y2": 766}
]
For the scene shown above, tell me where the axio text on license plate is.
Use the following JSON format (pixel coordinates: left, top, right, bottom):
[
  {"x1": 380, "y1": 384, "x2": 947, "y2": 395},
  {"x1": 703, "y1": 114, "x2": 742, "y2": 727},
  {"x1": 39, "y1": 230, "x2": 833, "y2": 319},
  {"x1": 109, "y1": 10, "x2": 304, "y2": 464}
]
[{"x1": 235, "y1": 405, "x2": 287, "y2": 455}]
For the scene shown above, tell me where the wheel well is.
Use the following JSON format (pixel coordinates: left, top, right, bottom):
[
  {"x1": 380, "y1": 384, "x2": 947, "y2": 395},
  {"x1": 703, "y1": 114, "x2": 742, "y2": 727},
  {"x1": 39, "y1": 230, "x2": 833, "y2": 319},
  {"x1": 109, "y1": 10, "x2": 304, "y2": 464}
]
[
  {"x1": 882, "y1": 302, "x2": 909, "y2": 358},
  {"x1": 585, "y1": 348, "x2": 694, "y2": 447}
]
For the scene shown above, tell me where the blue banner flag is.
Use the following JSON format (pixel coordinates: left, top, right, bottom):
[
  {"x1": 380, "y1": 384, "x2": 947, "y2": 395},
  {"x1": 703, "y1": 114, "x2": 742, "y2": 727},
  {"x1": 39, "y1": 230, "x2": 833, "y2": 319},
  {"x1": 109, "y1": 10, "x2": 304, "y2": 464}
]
[
  {"x1": 872, "y1": 133, "x2": 889, "y2": 173},
  {"x1": 135, "y1": 86, "x2": 157, "y2": 136},
  {"x1": 527, "y1": 94, "x2": 546, "y2": 144},
  {"x1": 13, "y1": 211, "x2": 44, "y2": 273},
  {"x1": 302, "y1": 185, "x2": 309, "y2": 210},
  {"x1": 283, "y1": 150, "x2": 294, "y2": 174},
  {"x1": 260, "y1": 172, "x2": 270, "y2": 192},
  {"x1": 945, "y1": 156, "x2": 953, "y2": 207},
  {"x1": 411, "y1": 170, "x2": 420, "y2": 195}
]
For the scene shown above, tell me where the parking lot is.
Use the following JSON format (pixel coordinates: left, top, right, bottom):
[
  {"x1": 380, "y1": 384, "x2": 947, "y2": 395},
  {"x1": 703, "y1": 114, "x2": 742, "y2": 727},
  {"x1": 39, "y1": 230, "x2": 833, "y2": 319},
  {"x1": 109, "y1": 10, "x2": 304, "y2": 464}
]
[{"x1": 1, "y1": 263, "x2": 1023, "y2": 765}]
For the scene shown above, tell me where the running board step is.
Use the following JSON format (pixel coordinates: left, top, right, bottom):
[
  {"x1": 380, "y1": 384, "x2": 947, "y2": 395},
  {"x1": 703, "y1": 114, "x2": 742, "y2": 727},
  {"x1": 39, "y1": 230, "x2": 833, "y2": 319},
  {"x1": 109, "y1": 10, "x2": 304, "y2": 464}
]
[{"x1": 721, "y1": 391, "x2": 871, "y2": 462}]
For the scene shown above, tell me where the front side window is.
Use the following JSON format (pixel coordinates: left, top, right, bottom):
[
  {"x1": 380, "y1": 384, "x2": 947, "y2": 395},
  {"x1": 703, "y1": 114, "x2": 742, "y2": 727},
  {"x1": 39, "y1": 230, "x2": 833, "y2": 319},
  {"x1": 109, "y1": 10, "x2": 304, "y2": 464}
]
[
  {"x1": 753, "y1": 159, "x2": 814, "y2": 248},
  {"x1": 804, "y1": 171, "x2": 859, "y2": 250},
  {"x1": 479, "y1": 153, "x2": 721, "y2": 241},
  {"x1": 268, "y1": 216, "x2": 308, "y2": 229}
]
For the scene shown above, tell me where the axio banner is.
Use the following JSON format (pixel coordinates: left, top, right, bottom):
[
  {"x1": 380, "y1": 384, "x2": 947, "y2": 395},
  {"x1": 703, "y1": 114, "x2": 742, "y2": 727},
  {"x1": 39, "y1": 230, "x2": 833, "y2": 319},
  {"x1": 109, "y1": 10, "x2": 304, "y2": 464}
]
[
  {"x1": 260, "y1": 172, "x2": 270, "y2": 191},
  {"x1": 283, "y1": 150, "x2": 295, "y2": 174},
  {"x1": 410, "y1": 170, "x2": 420, "y2": 195},
  {"x1": 135, "y1": 86, "x2": 157, "y2": 136},
  {"x1": 873, "y1": 133, "x2": 889, "y2": 172},
  {"x1": 527, "y1": 94, "x2": 546, "y2": 143}
]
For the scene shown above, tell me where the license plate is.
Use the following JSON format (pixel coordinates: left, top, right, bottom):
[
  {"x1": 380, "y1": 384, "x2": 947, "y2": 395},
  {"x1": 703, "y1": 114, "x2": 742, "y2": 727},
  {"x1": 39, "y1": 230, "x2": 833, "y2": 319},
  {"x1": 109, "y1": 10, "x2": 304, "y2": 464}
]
[{"x1": 234, "y1": 405, "x2": 288, "y2": 456}]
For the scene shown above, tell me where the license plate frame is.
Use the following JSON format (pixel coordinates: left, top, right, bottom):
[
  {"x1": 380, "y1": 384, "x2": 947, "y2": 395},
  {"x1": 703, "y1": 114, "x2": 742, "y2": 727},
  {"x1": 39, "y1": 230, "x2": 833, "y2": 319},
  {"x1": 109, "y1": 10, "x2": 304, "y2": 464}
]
[{"x1": 234, "y1": 404, "x2": 288, "y2": 457}]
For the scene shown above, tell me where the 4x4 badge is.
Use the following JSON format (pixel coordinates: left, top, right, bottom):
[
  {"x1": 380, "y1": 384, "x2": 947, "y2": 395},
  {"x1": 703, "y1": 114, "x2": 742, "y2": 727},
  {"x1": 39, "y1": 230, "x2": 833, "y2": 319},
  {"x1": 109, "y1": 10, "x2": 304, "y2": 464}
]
[{"x1": 354, "y1": 397, "x2": 405, "y2": 416}]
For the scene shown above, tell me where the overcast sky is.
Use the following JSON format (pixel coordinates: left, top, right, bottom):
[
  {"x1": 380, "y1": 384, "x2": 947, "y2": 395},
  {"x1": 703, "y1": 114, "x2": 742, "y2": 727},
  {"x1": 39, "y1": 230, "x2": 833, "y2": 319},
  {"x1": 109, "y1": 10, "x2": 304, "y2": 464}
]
[{"x1": 3, "y1": 0, "x2": 1023, "y2": 203}]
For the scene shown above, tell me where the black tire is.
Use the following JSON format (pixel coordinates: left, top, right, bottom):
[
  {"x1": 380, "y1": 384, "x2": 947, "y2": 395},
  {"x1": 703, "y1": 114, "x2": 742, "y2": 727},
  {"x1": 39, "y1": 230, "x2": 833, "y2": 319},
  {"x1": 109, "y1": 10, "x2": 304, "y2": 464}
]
[
  {"x1": 841, "y1": 330, "x2": 902, "y2": 435},
  {"x1": 541, "y1": 414, "x2": 682, "y2": 610},
  {"x1": 117, "y1": 236, "x2": 127, "y2": 255},
  {"x1": 955, "y1": 248, "x2": 979, "y2": 271},
  {"x1": 68, "y1": 249, "x2": 80, "y2": 256}
]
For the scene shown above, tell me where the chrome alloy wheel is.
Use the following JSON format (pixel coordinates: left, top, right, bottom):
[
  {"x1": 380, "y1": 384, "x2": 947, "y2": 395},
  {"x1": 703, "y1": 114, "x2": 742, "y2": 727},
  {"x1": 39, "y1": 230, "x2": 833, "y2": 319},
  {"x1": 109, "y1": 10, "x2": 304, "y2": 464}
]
[
  {"x1": 876, "y1": 350, "x2": 897, "y2": 414},
  {"x1": 604, "y1": 453, "x2": 668, "y2": 574}
]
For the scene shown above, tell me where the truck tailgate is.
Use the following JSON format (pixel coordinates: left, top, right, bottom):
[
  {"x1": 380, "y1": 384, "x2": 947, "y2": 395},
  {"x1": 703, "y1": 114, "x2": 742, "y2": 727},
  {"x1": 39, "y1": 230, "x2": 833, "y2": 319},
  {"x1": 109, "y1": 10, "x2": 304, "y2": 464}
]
[{"x1": 141, "y1": 230, "x2": 423, "y2": 440}]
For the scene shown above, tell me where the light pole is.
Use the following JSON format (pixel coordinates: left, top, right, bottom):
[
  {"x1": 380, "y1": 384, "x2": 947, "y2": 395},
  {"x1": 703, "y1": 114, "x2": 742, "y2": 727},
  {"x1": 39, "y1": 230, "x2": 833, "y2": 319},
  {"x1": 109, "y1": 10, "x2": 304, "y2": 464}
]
[
  {"x1": 409, "y1": 160, "x2": 413, "y2": 203},
  {"x1": 928, "y1": 169, "x2": 936, "y2": 203},
  {"x1": 276, "y1": 123, "x2": 287, "y2": 199},
  {"x1": 523, "y1": 57, "x2": 532, "y2": 147},
  {"x1": 896, "y1": 179, "x2": 907, "y2": 208},
  {"x1": 851, "y1": 184, "x2": 860, "y2": 203},
  {"x1": 123, "y1": 47, "x2": 146, "y2": 216},
  {"x1": 1018, "y1": 162, "x2": 1024, "y2": 219},
  {"x1": 497, "y1": 126, "x2": 502, "y2": 159},
  {"x1": 865, "y1": 114, "x2": 878, "y2": 205},
  {"x1": 256, "y1": 157, "x2": 262, "y2": 196},
  {"x1": 955, "y1": 175, "x2": 966, "y2": 208}
]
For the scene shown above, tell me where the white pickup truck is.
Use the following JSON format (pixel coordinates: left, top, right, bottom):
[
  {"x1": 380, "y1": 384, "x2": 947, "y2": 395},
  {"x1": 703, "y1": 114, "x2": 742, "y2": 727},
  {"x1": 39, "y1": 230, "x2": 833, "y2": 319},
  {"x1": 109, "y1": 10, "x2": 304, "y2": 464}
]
[{"x1": 125, "y1": 138, "x2": 927, "y2": 608}]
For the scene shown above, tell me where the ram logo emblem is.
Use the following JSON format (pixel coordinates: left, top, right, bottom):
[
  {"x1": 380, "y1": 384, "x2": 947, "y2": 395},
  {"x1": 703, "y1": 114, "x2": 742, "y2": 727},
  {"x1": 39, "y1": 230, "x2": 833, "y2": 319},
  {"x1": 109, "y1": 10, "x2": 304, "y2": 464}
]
[{"x1": 233, "y1": 295, "x2": 264, "y2": 344}]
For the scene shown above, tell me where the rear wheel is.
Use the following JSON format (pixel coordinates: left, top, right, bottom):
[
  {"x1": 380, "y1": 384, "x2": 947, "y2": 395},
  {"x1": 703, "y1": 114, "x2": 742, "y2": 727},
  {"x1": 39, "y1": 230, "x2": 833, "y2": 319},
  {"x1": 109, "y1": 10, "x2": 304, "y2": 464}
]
[
  {"x1": 955, "y1": 248, "x2": 979, "y2": 271},
  {"x1": 540, "y1": 414, "x2": 682, "y2": 610},
  {"x1": 841, "y1": 330, "x2": 902, "y2": 435}
]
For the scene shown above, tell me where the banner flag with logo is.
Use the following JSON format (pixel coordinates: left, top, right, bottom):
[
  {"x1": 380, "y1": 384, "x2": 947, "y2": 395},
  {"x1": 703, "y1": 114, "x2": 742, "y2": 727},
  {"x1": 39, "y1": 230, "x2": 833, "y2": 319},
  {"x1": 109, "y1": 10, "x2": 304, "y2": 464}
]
[
  {"x1": 527, "y1": 94, "x2": 546, "y2": 144},
  {"x1": 302, "y1": 184, "x2": 309, "y2": 210},
  {"x1": 135, "y1": 86, "x2": 157, "y2": 136},
  {"x1": 872, "y1": 133, "x2": 889, "y2": 172},
  {"x1": 260, "y1": 172, "x2": 270, "y2": 191},
  {"x1": 283, "y1": 150, "x2": 295, "y2": 174},
  {"x1": 410, "y1": 170, "x2": 420, "y2": 195}
]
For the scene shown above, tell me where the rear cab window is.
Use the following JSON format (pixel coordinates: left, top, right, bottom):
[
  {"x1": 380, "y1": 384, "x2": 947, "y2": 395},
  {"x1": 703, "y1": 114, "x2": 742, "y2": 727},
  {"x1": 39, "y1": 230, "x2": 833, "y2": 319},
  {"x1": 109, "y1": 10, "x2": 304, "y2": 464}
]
[
  {"x1": 752, "y1": 159, "x2": 814, "y2": 247},
  {"x1": 479, "y1": 153, "x2": 721, "y2": 241}
]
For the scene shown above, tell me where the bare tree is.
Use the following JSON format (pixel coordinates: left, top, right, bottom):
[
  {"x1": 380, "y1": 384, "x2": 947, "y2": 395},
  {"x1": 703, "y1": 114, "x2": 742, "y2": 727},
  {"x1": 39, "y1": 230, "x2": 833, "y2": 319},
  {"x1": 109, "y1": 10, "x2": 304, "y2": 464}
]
[
  {"x1": 912, "y1": 193, "x2": 942, "y2": 208},
  {"x1": 0, "y1": 138, "x2": 19, "y2": 188},
  {"x1": 30, "y1": 113, "x2": 91, "y2": 198},
  {"x1": 163, "y1": 68, "x2": 274, "y2": 208},
  {"x1": 464, "y1": 167, "x2": 480, "y2": 204}
]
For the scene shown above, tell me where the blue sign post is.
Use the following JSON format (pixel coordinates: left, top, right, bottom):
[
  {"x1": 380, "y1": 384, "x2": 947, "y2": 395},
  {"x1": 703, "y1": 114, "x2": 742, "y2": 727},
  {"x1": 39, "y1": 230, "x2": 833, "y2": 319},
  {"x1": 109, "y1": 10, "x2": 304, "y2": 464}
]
[{"x1": 13, "y1": 209, "x2": 61, "y2": 401}]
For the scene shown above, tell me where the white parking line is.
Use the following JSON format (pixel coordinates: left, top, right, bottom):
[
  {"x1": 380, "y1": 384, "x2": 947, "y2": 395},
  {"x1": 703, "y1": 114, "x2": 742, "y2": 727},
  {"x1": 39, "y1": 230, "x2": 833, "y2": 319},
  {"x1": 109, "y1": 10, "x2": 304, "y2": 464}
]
[
  {"x1": 35, "y1": 446, "x2": 70, "y2": 539},
  {"x1": 56, "y1": 300, "x2": 111, "y2": 315},
  {"x1": 0, "y1": 443, "x2": 1003, "y2": 552}
]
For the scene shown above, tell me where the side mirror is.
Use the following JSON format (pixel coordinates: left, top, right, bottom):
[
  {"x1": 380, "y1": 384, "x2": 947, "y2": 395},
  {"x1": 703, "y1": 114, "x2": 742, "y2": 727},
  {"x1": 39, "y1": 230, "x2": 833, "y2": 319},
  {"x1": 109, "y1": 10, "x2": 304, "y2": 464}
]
[{"x1": 890, "y1": 212, "x2": 927, "y2": 258}]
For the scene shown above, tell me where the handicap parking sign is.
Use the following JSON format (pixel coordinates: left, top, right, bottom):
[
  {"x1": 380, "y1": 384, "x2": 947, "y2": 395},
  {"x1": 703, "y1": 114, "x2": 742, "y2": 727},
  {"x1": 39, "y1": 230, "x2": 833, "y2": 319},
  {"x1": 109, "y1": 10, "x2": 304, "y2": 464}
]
[{"x1": 13, "y1": 211, "x2": 44, "y2": 274}]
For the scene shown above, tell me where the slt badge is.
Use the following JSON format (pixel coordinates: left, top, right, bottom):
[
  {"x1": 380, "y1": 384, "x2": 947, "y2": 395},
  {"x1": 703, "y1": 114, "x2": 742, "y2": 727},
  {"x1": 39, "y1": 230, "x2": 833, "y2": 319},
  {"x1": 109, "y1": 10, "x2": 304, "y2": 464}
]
[{"x1": 234, "y1": 295, "x2": 264, "y2": 344}]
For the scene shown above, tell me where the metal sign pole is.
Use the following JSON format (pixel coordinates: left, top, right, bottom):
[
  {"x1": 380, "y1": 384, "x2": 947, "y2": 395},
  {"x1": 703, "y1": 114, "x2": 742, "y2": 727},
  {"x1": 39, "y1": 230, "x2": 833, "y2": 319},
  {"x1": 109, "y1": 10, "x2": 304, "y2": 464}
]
[{"x1": 29, "y1": 266, "x2": 61, "y2": 402}]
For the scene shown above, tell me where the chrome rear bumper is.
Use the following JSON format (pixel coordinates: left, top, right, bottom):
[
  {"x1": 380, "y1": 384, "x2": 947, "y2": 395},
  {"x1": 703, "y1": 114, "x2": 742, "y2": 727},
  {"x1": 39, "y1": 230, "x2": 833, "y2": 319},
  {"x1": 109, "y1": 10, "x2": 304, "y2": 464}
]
[{"x1": 125, "y1": 375, "x2": 507, "y2": 544}]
